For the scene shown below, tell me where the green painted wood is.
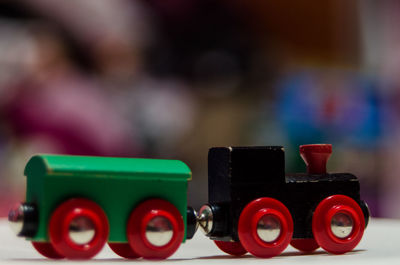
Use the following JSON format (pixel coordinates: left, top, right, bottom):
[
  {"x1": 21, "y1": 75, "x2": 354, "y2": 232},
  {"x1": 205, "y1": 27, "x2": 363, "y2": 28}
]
[{"x1": 24, "y1": 155, "x2": 191, "y2": 243}]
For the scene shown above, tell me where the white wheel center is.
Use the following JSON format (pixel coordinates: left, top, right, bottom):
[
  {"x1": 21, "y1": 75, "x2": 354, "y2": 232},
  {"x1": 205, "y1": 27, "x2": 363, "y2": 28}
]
[
  {"x1": 145, "y1": 216, "x2": 174, "y2": 247},
  {"x1": 69, "y1": 216, "x2": 95, "y2": 245},
  {"x1": 330, "y1": 212, "x2": 353, "y2": 239},
  {"x1": 256, "y1": 214, "x2": 281, "y2": 243}
]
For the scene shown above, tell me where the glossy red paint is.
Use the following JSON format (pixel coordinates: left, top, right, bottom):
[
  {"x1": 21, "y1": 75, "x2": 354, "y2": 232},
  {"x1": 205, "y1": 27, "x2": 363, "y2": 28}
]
[
  {"x1": 238, "y1": 197, "x2": 293, "y2": 258},
  {"x1": 126, "y1": 199, "x2": 184, "y2": 259},
  {"x1": 214, "y1": 240, "x2": 247, "y2": 256},
  {"x1": 49, "y1": 198, "x2": 109, "y2": 259},
  {"x1": 312, "y1": 195, "x2": 365, "y2": 254}
]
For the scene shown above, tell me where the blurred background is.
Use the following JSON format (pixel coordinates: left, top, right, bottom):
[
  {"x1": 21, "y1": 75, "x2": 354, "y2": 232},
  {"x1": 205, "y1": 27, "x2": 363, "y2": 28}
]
[{"x1": 0, "y1": 0, "x2": 399, "y2": 218}]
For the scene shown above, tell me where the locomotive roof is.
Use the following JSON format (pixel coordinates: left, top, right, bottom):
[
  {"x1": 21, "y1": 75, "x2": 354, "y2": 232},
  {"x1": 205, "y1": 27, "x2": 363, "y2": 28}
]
[{"x1": 24, "y1": 154, "x2": 192, "y2": 180}]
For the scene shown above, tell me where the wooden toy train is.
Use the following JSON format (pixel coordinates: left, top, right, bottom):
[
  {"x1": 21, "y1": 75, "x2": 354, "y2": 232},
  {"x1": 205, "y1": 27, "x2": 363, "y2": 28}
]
[{"x1": 8, "y1": 144, "x2": 370, "y2": 259}]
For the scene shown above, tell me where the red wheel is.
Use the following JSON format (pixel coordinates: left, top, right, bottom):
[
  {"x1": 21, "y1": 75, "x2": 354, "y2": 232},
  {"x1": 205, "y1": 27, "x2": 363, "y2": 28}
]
[
  {"x1": 312, "y1": 195, "x2": 365, "y2": 254},
  {"x1": 290, "y1": 239, "x2": 319, "y2": 252},
  {"x1": 49, "y1": 198, "x2": 109, "y2": 259},
  {"x1": 238, "y1": 197, "x2": 293, "y2": 258},
  {"x1": 108, "y1": 243, "x2": 141, "y2": 259},
  {"x1": 32, "y1": 242, "x2": 64, "y2": 259},
  {"x1": 127, "y1": 199, "x2": 184, "y2": 259},
  {"x1": 214, "y1": 240, "x2": 247, "y2": 256}
]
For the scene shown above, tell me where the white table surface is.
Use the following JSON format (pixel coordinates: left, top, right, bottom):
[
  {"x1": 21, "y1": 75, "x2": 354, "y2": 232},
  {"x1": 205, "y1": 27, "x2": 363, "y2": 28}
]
[{"x1": 0, "y1": 218, "x2": 399, "y2": 264}]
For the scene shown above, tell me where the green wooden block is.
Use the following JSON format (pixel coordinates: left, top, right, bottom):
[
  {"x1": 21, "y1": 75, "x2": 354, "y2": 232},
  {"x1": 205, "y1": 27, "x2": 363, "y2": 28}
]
[{"x1": 24, "y1": 154, "x2": 191, "y2": 243}]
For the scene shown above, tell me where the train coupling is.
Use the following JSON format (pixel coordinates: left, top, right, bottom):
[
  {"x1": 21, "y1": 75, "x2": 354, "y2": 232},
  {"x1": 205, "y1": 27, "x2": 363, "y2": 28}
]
[{"x1": 8, "y1": 202, "x2": 38, "y2": 237}]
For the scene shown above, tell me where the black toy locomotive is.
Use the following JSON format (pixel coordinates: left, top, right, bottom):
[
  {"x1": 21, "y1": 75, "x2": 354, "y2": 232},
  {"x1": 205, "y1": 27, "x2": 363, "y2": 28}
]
[{"x1": 197, "y1": 144, "x2": 369, "y2": 257}]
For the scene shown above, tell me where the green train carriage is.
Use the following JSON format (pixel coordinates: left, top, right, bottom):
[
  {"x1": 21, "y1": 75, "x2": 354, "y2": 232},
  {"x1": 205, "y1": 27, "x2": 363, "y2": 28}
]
[{"x1": 8, "y1": 154, "x2": 195, "y2": 259}]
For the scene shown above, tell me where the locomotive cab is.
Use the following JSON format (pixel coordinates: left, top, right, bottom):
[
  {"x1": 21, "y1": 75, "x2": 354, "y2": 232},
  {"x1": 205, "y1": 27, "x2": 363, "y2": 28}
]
[{"x1": 201, "y1": 146, "x2": 286, "y2": 239}]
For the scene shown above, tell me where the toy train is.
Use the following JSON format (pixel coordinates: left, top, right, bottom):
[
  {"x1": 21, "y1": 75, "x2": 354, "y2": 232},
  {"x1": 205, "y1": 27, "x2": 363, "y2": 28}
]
[{"x1": 8, "y1": 144, "x2": 370, "y2": 259}]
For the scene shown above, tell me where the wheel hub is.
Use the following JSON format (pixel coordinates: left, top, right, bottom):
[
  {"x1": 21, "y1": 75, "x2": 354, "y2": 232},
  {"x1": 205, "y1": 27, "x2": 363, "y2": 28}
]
[
  {"x1": 68, "y1": 216, "x2": 96, "y2": 245},
  {"x1": 330, "y1": 212, "x2": 353, "y2": 239},
  {"x1": 145, "y1": 216, "x2": 174, "y2": 247},
  {"x1": 256, "y1": 214, "x2": 281, "y2": 243}
]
